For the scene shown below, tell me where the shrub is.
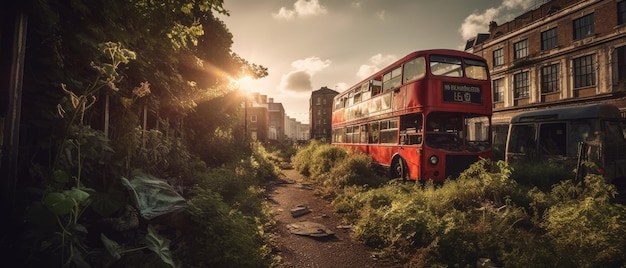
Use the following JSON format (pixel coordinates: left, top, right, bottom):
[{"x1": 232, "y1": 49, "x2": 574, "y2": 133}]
[
  {"x1": 293, "y1": 140, "x2": 322, "y2": 176},
  {"x1": 316, "y1": 151, "x2": 386, "y2": 198},
  {"x1": 539, "y1": 175, "x2": 626, "y2": 267},
  {"x1": 510, "y1": 160, "x2": 574, "y2": 191},
  {"x1": 309, "y1": 144, "x2": 347, "y2": 178},
  {"x1": 180, "y1": 189, "x2": 272, "y2": 267}
]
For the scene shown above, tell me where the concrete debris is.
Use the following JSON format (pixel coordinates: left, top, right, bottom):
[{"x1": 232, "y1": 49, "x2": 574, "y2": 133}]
[
  {"x1": 290, "y1": 205, "x2": 311, "y2": 217},
  {"x1": 286, "y1": 221, "x2": 335, "y2": 237}
]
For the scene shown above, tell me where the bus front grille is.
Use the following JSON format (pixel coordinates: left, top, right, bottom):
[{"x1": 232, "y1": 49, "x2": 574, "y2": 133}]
[{"x1": 446, "y1": 155, "x2": 479, "y2": 179}]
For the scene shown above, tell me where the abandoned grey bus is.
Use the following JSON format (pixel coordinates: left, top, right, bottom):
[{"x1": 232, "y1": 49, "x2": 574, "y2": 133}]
[{"x1": 506, "y1": 103, "x2": 626, "y2": 185}]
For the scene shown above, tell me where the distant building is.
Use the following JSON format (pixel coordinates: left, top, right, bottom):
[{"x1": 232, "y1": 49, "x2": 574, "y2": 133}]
[
  {"x1": 465, "y1": 0, "x2": 626, "y2": 145},
  {"x1": 268, "y1": 98, "x2": 285, "y2": 142},
  {"x1": 309, "y1": 86, "x2": 339, "y2": 141},
  {"x1": 247, "y1": 93, "x2": 269, "y2": 142}
]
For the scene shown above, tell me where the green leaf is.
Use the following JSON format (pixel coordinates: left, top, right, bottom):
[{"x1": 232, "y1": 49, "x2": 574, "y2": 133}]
[
  {"x1": 43, "y1": 192, "x2": 74, "y2": 215},
  {"x1": 145, "y1": 225, "x2": 175, "y2": 267},
  {"x1": 100, "y1": 233, "x2": 122, "y2": 260},
  {"x1": 65, "y1": 187, "x2": 91, "y2": 203},
  {"x1": 52, "y1": 170, "x2": 70, "y2": 183}
]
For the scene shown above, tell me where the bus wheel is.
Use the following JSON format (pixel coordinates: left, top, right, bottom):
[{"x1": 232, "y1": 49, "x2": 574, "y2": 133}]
[{"x1": 391, "y1": 158, "x2": 406, "y2": 180}]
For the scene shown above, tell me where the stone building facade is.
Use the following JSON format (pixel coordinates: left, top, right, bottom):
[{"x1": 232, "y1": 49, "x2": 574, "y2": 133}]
[{"x1": 466, "y1": 0, "x2": 626, "y2": 144}]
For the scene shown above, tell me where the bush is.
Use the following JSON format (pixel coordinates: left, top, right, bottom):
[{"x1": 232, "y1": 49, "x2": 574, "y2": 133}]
[
  {"x1": 510, "y1": 160, "x2": 574, "y2": 191},
  {"x1": 180, "y1": 189, "x2": 272, "y2": 267},
  {"x1": 328, "y1": 157, "x2": 626, "y2": 267},
  {"x1": 308, "y1": 144, "x2": 347, "y2": 178},
  {"x1": 539, "y1": 175, "x2": 626, "y2": 267}
]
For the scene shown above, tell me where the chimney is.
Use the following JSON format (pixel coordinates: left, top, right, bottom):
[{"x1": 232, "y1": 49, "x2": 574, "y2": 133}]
[{"x1": 269, "y1": 98, "x2": 274, "y2": 103}]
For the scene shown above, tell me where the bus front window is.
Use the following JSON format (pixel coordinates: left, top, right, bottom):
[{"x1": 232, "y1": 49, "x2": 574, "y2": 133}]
[
  {"x1": 466, "y1": 115, "x2": 490, "y2": 152},
  {"x1": 508, "y1": 124, "x2": 536, "y2": 154},
  {"x1": 426, "y1": 113, "x2": 463, "y2": 151}
]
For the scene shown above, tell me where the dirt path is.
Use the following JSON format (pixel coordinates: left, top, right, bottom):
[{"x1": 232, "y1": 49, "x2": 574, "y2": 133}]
[{"x1": 267, "y1": 168, "x2": 401, "y2": 268}]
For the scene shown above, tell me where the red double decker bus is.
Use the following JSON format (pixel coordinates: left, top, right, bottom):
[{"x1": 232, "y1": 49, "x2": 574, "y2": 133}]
[{"x1": 331, "y1": 49, "x2": 492, "y2": 182}]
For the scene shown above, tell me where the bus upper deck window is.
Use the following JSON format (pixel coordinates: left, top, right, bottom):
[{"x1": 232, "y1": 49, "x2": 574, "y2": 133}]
[
  {"x1": 403, "y1": 57, "x2": 425, "y2": 83},
  {"x1": 464, "y1": 59, "x2": 488, "y2": 80},
  {"x1": 430, "y1": 55, "x2": 463, "y2": 78}
]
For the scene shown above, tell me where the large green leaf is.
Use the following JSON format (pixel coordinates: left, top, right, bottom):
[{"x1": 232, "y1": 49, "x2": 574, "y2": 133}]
[
  {"x1": 145, "y1": 225, "x2": 175, "y2": 267},
  {"x1": 43, "y1": 192, "x2": 74, "y2": 215},
  {"x1": 65, "y1": 187, "x2": 91, "y2": 203}
]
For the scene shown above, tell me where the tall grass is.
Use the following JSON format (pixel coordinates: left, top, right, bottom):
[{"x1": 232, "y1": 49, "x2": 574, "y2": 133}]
[{"x1": 292, "y1": 146, "x2": 626, "y2": 267}]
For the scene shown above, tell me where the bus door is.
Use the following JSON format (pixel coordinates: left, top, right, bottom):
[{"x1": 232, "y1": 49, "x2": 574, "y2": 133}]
[
  {"x1": 399, "y1": 114, "x2": 423, "y2": 179},
  {"x1": 600, "y1": 120, "x2": 626, "y2": 183}
]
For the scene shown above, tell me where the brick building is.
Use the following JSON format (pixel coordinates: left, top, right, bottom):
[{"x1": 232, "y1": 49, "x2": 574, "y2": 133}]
[
  {"x1": 309, "y1": 86, "x2": 339, "y2": 140},
  {"x1": 465, "y1": 0, "x2": 626, "y2": 144}
]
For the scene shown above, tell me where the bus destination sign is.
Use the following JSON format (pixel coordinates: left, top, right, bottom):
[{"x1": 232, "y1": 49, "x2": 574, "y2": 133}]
[{"x1": 442, "y1": 83, "x2": 482, "y2": 104}]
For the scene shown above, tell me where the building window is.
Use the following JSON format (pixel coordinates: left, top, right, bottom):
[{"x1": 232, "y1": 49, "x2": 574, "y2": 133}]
[
  {"x1": 514, "y1": 71, "x2": 529, "y2": 99},
  {"x1": 250, "y1": 115, "x2": 257, "y2": 122},
  {"x1": 514, "y1": 39, "x2": 528, "y2": 59},
  {"x1": 493, "y1": 48, "x2": 504, "y2": 66},
  {"x1": 541, "y1": 64, "x2": 559, "y2": 94},
  {"x1": 619, "y1": 1, "x2": 626, "y2": 25},
  {"x1": 617, "y1": 46, "x2": 626, "y2": 81},
  {"x1": 316, "y1": 97, "x2": 321, "y2": 105},
  {"x1": 573, "y1": 14, "x2": 594, "y2": 40},
  {"x1": 323, "y1": 97, "x2": 327, "y2": 105},
  {"x1": 573, "y1": 54, "x2": 596, "y2": 88},
  {"x1": 493, "y1": 78, "x2": 504, "y2": 102},
  {"x1": 541, "y1": 28, "x2": 558, "y2": 50}
]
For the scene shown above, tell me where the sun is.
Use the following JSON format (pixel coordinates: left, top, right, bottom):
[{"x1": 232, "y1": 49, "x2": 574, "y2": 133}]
[{"x1": 231, "y1": 75, "x2": 255, "y2": 92}]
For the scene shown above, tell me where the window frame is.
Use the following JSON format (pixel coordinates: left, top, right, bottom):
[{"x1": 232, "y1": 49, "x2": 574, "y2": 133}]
[
  {"x1": 573, "y1": 13, "x2": 595, "y2": 40},
  {"x1": 514, "y1": 39, "x2": 528, "y2": 59},
  {"x1": 541, "y1": 64, "x2": 560, "y2": 94},
  {"x1": 616, "y1": 1, "x2": 626, "y2": 25},
  {"x1": 493, "y1": 78, "x2": 504, "y2": 103},
  {"x1": 541, "y1": 28, "x2": 558, "y2": 51},
  {"x1": 573, "y1": 54, "x2": 596, "y2": 88},
  {"x1": 493, "y1": 48, "x2": 504, "y2": 66},
  {"x1": 514, "y1": 71, "x2": 530, "y2": 99}
]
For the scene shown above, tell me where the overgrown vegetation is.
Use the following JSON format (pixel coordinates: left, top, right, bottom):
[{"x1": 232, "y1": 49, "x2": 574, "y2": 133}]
[
  {"x1": 8, "y1": 1, "x2": 282, "y2": 267},
  {"x1": 293, "y1": 142, "x2": 626, "y2": 267}
]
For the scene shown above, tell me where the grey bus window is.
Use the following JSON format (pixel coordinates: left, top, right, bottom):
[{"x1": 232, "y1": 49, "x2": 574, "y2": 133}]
[
  {"x1": 509, "y1": 124, "x2": 536, "y2": 154},
  {"x1": 539, "y1": 123, "x2": 566, "y2": 156},
  {"x1": 604, "y1": 121, "x2": 625, "y2": 144},
  {"x1": 400, "y1": 114, "x2": 423, "y2": 145},
  {"x1": 403, "y1": 57, "x2": 425, "y2": 83},
  {"x1": 380, "y1": 119, "x2": 399, "y2": 144},
  {"x1": 360, "y1": 124, "x2": 368, "y2": 143},
  {"x1": 382, "y1": 67, "x2": 402, "y2": 91},
  {"x1": 369, "y1": 122, "x2": 380, "y2": 144},
  {"x1": 568, "y1": 121, "x2": 592, "y2": 156}
]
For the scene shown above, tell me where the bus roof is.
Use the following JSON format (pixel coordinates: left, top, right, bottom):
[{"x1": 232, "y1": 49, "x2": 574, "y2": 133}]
[
  {"x1": 336, "y1": 49, "x2": 487, "y2": 97},
  {"x1": 510, "y1": 103, "x2": 622, "y2": 123}
]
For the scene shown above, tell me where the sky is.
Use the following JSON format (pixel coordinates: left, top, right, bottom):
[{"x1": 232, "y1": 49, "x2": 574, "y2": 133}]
[{"x1": 217, "y1": 0, "x2": 547, "y2": 124}]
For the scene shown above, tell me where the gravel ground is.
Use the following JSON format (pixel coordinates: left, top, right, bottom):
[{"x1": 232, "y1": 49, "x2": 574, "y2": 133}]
[{"x1": 267, "y1": 168, "x2": 403, "y2": 268}]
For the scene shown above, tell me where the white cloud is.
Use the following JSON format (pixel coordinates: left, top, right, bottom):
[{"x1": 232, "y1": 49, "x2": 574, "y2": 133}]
[
  {"x1": 459, "y1": 0, "x2": 534, "y2": 40},
  {"x1": 279, "y1": 56, "x2": 332, "y2": 93},
  {"x1": 376, "y1": 10, "x2": 385, "y2": 21},
  {"x1": 273, "y1": 0, "x2": 328, "y2": 20},
  {"x1": 356, "y1": 53, "x2": 397, "y2": 79},
  {"x1": 334, "y1": 82, "x2": 349, "y2": 92}
]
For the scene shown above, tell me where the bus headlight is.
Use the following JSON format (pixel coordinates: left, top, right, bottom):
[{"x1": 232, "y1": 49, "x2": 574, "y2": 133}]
[{"x1": 429, "y1": 155, "x2": 439, "y2": 165}]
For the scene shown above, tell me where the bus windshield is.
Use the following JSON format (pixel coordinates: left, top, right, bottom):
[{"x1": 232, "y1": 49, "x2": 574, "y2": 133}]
[{"x1": 426, "y1": 113, "x2": 490, "y2": 152}]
